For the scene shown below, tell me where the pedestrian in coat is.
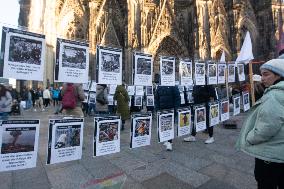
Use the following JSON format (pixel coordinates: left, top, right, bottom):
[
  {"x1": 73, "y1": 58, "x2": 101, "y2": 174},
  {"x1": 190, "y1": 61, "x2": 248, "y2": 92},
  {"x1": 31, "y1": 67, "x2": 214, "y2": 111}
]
[
  {"x1": 236, "y1": 59, "x2": 284, "y2": 189},
  {"x1": 114, "y1": 84, "x2": 130, "y2": 130}
]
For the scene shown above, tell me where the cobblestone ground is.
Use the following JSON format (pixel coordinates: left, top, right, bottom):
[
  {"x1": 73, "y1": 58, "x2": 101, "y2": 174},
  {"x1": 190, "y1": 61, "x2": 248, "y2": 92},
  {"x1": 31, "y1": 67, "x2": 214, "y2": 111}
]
[{"x1": 0, "y1": 106, "x2": 256, "y2": 189}]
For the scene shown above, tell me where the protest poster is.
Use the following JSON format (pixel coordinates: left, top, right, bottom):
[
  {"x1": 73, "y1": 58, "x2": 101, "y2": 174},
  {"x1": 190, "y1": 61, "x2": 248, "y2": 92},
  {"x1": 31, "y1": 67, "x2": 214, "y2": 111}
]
[
  {"x1": 88, "y1": 91, "x2": 96, "y2": 105},
  {"x1": 179, "y1": 59, "x2": 193, "y2": 86},
  {"x1": 218, "y1": 63, "x2": 226, "y2": 84},
  {"x1": 0, "y1": 27, "x2": 45, "y2": 81},
  {"x1": 195, "y1": 62, "x2": 206, "y2": 85},
  {"x1": 233, "y1": 95, "x2": 241, "y2": 116},
  {"x1": 130, "y1": 113, "x2": 152, "y2": 149},
  {"x1": 96, "y1": 45, "x2": 122, "y2": 85},
  {"x1": 194, "y1": 105, "x2": 206, "y2": 132},
  {"x1": 228, "y1": 64, "x2": 235, "y2": 83},
  {"x1": 160, "y1": 56, "x2": 175, "y2": 86},
  {"x1": 0, "y1": 120, "x2": 40, "y2": 171},
  {"x1": 94, "y1": 117, "x2": 120, "y2": 157},
  {"x1": 54, "y1": 38, "x2": 89, "y2": 83},
  {"x1": 242, "y1": 92, "x2": 250, "y2": 112},
  {"x1": 220, "y1": 98, "x2": 230, "y2": 122},
  {"x1": 237, "y1": 64, "x2": 245, "y2": 81},
  {"x1": 127, "y1": 86, "x2": 135, "y2": 96},
  {"x1": 109, "y1": 85, "x2": 117, "y2": 95},
  {"x1": 177, "y1": 108, "x2": 191, "y2": 137},
  {"x1": 145, "y1": 86, "x2": 153, "y2": 95},
  {"x1": 133, "y1": 52, "x2": 153, "y2": 86},
  {"x1": 134, "y1": 96, "x2": 143, "y2": 106},
  {"x1": 135, "y1": 86, "x2": 144, "y2": 96},
  {"x1": 157, "y1": 110, "x2": 174, "y2": 142},
  {"x1": 108, "y1": 95, "x2": 114, "y2": 105},
  {"x1": 209, "y1": 102, "x2": 220, "y2": 127},
  {"x1": 46, "y1": 118, "x2": 84, "y2": 165},
  {"x1": 207, "y1": 63, "x2": 217, "y2": 85},
  {"x1": 146, "y1": 96, "x2": 154, "y2": 106}
]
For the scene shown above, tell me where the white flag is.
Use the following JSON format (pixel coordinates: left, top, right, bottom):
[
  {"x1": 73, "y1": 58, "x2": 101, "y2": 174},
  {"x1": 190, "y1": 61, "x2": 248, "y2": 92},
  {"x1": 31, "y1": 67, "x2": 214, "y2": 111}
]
[{"x1": 235, "y1": 31, "x2": 254, "y2": 64}]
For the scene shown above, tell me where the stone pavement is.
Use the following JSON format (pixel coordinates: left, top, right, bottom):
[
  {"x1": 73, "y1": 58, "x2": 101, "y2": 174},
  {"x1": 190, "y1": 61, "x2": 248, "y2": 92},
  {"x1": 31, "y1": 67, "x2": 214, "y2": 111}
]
[{"x1": 0, "y1": 107, "x2": 257, "y2": 189}]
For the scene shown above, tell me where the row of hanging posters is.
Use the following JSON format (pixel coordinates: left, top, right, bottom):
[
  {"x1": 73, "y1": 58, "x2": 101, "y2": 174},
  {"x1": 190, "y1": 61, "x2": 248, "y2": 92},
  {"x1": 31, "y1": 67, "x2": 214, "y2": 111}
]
[{"x1": 0, "y1": 92, "x2": 250, "y2": 171}]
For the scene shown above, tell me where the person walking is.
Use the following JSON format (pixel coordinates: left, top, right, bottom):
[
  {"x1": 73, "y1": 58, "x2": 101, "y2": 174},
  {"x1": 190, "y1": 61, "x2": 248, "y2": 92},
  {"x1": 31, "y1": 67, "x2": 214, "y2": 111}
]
[
  {"x1": 236, "y1": 59, "x2": 284, "y2": 189},
  {"x1": 114, "y1": 84, "x2": 130, "y2": 131},
  {"x1": 0, "y1": 84, "x2": 12, "y2": 120},
  {"x1": 95, "y1": 84, "x2": 109, "y2": 114},
  {"x1": 43, "y1": 87, "x2": 51, "y2": 108}
]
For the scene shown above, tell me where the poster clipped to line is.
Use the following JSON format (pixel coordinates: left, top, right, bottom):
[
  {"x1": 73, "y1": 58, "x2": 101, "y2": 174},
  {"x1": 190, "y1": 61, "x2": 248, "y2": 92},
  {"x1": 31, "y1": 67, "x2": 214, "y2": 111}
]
[
  {"x1": 237, "y1": 64, "x2": 245, "y2": 81},
  {"x1": 96, "y1": 45, "x2": 122, "y2": 85},
  {"x1": 160, "y1": 56, "x2": 175, "y2": 86},
  {"x1": 207, "y1": 63, "x2": 217, "y2": 85},
  {"x1": 194, "y1": 105, "x2": 206, "y2": 132},
  {"x1": 177, "y1": 108, "x2": 191, "y2": 137},
  {"x1": 146, "y1": 95, "x2": 154, "y2": 106},
  {"x1": 127, "y1": 86, "x2": 135, "y2": 96},
  {"x1": 135, "y1": 86, "x2": 144, "y2": 96},
  {"x1": 228, "y1": 64, "x2": 235, "y2": 83},
  {"x1": 242, "y1": 91, "x2": 250, "y2": 112},
  {"x1": 209, "y1": 102, "x2": 220, "y2": 127},
  {"x1": 179, "y1": 59, "x2": 193, "y2": 86},
  {"x1": 133, "y1": 52, "x2": 153, "y2": 86},
  {"x1": 0, "y1": 120, "x2": 40, "y2": 172},
  {"x1": 94, "y1": 116, "x2": 121, "y2": 157},
  {"x1": 157, "y1": 110, "x2": 175, "y2": 142},
  {"x1": 195, "y1": 62, "x2": 206, "y2": 85},
  {"x1": 218, "y1": 63, "x2": 226, "y2": 84},
  {"x1": 130, "y1": 113, "x2": 152, "y2": 149},
  {"x1": 145, "y1": 86, "x2": 153, "y2": 95},
  {"x1": 0, "y1": 27, "x2": 45, "y2": 81},
  {"x1": 220, "y1": 98, "x2": 230, "y2": 122},
  {"x1": 134, "y1": 96, "x2": 143, "y2": 106},
  {"x1": 46, "y1": 118, "x2": 84, "y2": 165},
  {"x1": 54, "y1": 38, "x2": 89, "y2": 83},
  {"x1": 233, "y1": 95, "x2": 241, "y2": 116}
]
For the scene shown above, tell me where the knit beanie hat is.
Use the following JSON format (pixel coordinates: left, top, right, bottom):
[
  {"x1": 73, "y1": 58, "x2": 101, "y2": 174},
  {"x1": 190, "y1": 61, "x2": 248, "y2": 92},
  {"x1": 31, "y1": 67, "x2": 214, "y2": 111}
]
[{"x1": 260, "y1": 59, "x2": 284, "y2": 77}]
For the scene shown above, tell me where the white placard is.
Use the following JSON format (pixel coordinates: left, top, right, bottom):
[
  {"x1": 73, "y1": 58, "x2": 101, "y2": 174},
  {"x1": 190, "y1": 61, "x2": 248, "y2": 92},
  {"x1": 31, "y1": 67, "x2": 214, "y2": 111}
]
[
  {"x1": 0, "y1": 120, "x2": 40, "y2": 171},
  {"x1": 157, "y1": 112, "x2": 175, "y2": 142},
  {"x1": 134, "y1": 96, "x2": 143, "y2": 106},
  {"x1": 220, "y1": 100, "x2": 230, "y2": 121},
  {"x1": 233, "y1": 96, "x2": 241, "y2": 115},
  {"x1": 177, "y1": 109, "x2": 191, "y2": 137},
  {"x1": 195, "y1": 62, "x2": 206, "y2": 85},
  {"x1": 46, "y1": 118, "x2": 84, "y2": 165},
  {"x1": 133, "y1": 52, "x2": 153, "y2": 86},
  {"x1": 55, "y1": 38, "x2": 89, "y2": 83},
  {"x1": 228, "y1": 64, "x2": 235, "y2": 83},
  {"x1": 130, "y1": 115, "x2": 152, "y2": 148},
  {"x1": 135, "y1": 86, "x2": 144, "y2": 96},
  {"x1": 209, "y1": 103, "x2": 220, "y2": 127},
  {"x1": 207, "y1": 63, "x2": 217, "y2": 85},
  {"x1": 237, "y1": 64, "x2": 245, "y2": 81},
  {"x1": 88, "y1": 91, "x2": 96, "y2": 104},
  {"x1": 108, "y1": 95, "x2": 114, "y2": 105},
  {"x1": 195, "y1": 106, "x2": 206, "y2": 132},
  {"x1": 145, "y1": 86, "x2": 153, "y2": 95},
  {"x1": 97, "y1": 46, "x2": 122, "y2": 85},
  {"x1": 160, "y1": 56, "x2": 175, "y2": 86},
  {"x1": 146, "y1": 96, "x2": 154, "y2": 106},
  {"x1": 1, "y1": 27, "x2": 45, "y2": 81},
  {"x1": 180, "y1": 60, "x2": 193, "y2": 85},
  {"x1": 109, "y1": 85, "x2": 117, "y2": 95},
  {"x1": 94, "y1": 119, "x2": 120, "y2": 156},
  {"x1": 218, "y1": 64, "x2": 226, "y2": 84},
  {"x1": 243, "y1": 92, "x2": 250, "y2": 112},
  {"x1": 127, "y1": 86, "x2": 135, "y2": 96}
]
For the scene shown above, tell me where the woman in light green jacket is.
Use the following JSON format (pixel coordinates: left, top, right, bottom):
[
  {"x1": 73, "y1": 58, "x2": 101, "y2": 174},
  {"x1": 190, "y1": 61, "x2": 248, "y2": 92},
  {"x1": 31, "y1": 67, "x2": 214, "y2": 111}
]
[{"x1": 236, "y1": 59, "x2": 284, "y2": 189}]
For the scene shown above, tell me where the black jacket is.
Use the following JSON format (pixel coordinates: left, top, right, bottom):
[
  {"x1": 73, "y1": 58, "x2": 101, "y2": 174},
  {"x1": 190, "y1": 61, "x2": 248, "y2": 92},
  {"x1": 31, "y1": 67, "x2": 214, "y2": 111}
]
[{"x1": 155, "y1": 86, "x2": 181, "y2": 110}]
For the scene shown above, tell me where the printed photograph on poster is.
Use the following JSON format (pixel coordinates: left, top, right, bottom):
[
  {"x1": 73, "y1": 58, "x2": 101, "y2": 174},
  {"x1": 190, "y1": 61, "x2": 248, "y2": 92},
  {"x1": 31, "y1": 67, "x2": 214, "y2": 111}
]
[
  {"x1": 209, "y1": 103, "x2": 220, "y2": 127},
  {"x1": 233, "y1": 96, "x2": 241, "y2": 115},
  {"x1": 46, "y1": 119, "x2": 84, "y2": 165},
  {"x1": 207, "y1": 63, "x2": 217, "y2": 85},
  {"x1": 127, "y1": 86, "x2": 135, "y2": 96},
  {"x1": 218, "y1": 64, "x2": 226, "y2": 84},
  {"x1": 134, "y1": 53, "x2": 153, "y2": 86},
  {"x1": 177, "y1": 110, "x2": 191, "y2": 137},
  {"x1": 88, "y1": 91, "x2": 96, "y2": 104},
  {"x1": 180, "y1": 60, "x2": 193, "y2": 85},
  {"x1": 109, "y1": 85, "x2": 117, "y2": 95},
  {"x1": 97, "y1": 46, "x2": 122, "y2": 85},
  {"x1": 2, "y1": 27, "x2": 45, "y2": 81},
  {"x1": 220, "y1": 100, "x2": 230, "y2": 121},
  {"x1": 108, "y1": 95, "x2": 114, "y2": 105},
  {"x1": 195, "y1": 63, "x2": 206, "y2": 85},
  {"x1": 195, "y1": 107, "x2": 206, "y2": 132},
  {"x1": 130, "y1": 116, "x2": 152, "y2": 148},
  {"x1": 134, "y1": 96, "x2": 143, "y2": 106},
  {"x1": 94, "y1": 119, "x2": 120, "y2": 156},
  {"x1": 0, "y1": 120, "x2": 39, "y2": 172},
  {"x1": 160, "y1": 57, "x2": 175, "y2": 86},
  {"x1": 243, "y1": 92, "x2": 250, "y2": 112},
  {"x1": 238, "y1": 64, "x2": 245, "y2": 81},
  {"x1": 158, "y1": 112, "x2": 174, "y2": 142},
  {"x1": 145, "y1": 86, "x2": 153, "y2": 95},
  {"x1": 55, "y1": 38, "x2": 89, "y2": 83},
  {"x1": 146, "y1": 96, "x2": 154, "y2": 106},
  {"x1": 228, "y1": 64, "x2": 235, "y2": 83},
  {"x1": 135, "y1": 86, "x2": 144, "y2": 96}
]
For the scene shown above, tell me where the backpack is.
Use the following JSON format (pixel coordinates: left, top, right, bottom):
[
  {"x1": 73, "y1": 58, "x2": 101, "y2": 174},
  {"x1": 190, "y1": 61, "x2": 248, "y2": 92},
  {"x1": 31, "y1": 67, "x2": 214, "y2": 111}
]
[
  {"x1": 96, "y1": 89, "x2": 107, "y2": 105},
  {"x1": 62, "y1": 84, "x2": 77, "y2": 109}
]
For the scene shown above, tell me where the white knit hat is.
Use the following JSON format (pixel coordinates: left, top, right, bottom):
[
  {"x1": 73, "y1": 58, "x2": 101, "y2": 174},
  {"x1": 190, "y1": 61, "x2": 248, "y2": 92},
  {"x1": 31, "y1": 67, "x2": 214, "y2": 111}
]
[{"x1": 260, "y1": 59, "x2": 284, "y2": 77}]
